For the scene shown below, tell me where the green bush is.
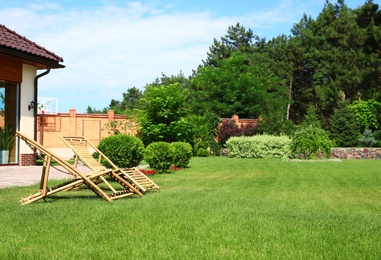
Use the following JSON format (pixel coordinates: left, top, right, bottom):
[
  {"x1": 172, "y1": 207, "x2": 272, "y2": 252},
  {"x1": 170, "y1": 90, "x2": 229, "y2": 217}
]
[
  {"x1": 171, "y1": 142, "x2": 193, "y2": 168},
  {"x1": 196, "y1": 148, "x2": 210, "y2": 157},
  {"x1": 226, "y1": 135, "x2": 292, "y2": 159},
  {"x1": 144, "y1": 142, "x2": 174, "y2": 174},
  {"x1": 97, "y1": 134, "x2": 144, "y2": 168},
  {"x1": 193, "y1": 141, "x2": 209, "y2": 156},
  {"x1": 291, "y1": 126, "x2": 333, "y2": 159}
]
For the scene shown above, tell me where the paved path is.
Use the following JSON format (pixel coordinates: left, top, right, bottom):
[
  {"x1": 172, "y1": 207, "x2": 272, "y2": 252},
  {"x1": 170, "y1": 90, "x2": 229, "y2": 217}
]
[{"x1": 0, "y1": 164, "x2": 91, "y2": 189}]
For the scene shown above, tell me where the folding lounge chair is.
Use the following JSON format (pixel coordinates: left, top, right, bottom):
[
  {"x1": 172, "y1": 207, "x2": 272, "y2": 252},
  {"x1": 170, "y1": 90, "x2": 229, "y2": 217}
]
[
  {"x1": 16, "y1": 131, "x2": 142, "y2": 205},
  {"x1": 59, "y1": 136, "x2": 160, "y2": 193}
]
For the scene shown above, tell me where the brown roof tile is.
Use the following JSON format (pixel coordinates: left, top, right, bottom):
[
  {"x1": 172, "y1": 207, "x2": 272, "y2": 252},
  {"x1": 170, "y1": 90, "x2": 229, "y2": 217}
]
[{"x1": 0, "y1": 24, "x2": 63, "y2": 64}]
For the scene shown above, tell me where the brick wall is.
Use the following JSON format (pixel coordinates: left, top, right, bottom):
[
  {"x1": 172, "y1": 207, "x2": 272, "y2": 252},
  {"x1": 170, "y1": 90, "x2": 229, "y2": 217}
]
[
  {"x1": 37, "y1": 109, "x2": 137, "y2": 148},
  {"x1": 20, "y1": 153, "x2": 36, "y2": 166},
  {"x1": 220, "y1": 115, "x2": 258, "y2": 128},
  {"x1": 35, "y1": 112, "x2": 257, "y2": 150}
]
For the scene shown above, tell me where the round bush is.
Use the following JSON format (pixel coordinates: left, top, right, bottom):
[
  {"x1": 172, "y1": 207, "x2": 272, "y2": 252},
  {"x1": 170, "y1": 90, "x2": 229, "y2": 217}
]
[
  {"x1": 171, "y1": 142, "x2": 193, "y2": 168},
  {"x1": 196, "y1": 148, "x2": 210, "y2": 157},
  {"x1": 144, "y1": 142, "x2": 174, "y2": 174},
  {"x1": 291, "y1": 126, "x2": 333, "y2": 159},
  {"x1": 97, "y1": 134, "x2": 144, "y2": 168}
]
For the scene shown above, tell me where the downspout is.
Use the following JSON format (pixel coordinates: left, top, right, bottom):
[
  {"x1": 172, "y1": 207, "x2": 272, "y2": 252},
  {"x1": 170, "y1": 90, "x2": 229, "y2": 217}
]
[{"x1": 33, "y1": 67, "x2": 51, "y2": 143}]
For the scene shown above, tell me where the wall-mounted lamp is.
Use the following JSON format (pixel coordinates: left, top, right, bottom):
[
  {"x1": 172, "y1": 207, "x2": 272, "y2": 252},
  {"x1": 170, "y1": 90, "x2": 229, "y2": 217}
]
[{"x1": 28, "y1": 101, "x2": 35, "y2": 111}]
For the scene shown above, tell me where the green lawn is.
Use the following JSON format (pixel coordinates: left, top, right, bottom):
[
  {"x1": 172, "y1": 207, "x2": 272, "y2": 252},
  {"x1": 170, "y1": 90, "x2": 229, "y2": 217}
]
[{"x1": 0, "y1": 157, "x2": 380, "y2": 259}]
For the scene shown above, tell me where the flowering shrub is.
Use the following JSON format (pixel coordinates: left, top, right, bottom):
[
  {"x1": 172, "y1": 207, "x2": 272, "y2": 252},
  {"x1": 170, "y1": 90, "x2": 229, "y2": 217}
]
[
  {"x1": 140, "y1": 166, "x2": 181, "y2": 175},
  {"x1": 140, "y1": 169, "x2": 155, "y2": 175}
]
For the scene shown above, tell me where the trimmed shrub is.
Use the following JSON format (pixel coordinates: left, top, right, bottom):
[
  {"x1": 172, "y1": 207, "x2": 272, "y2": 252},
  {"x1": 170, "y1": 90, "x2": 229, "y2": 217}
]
[
  {"x1": 226, "y1": 135, "x2": 292, "y2": 159},
  {"x1": 171, "y1": 142, "x2": 193, "y2": 168},
  {"x1": 144, "y1": 142, "x2": 174, "y2": 174},
  {"x1": 196, "y1": 148, "x2": 210, "y2": 157},
  {"x1": 97, "y1": 134, "x2": 144, "y2": 168},
  {"x1": 291, "y1": 126, "x2": 333, "y2": 159}
]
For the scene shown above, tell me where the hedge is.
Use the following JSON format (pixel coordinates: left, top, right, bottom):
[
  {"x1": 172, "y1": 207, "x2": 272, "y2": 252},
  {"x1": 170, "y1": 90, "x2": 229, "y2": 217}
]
[{"x1": 226, "y1": 135, "x2": 292, "y2": 159}]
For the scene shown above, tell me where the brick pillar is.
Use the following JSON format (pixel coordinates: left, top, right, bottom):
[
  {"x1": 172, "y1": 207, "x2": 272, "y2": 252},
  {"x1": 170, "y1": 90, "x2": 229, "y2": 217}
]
[
  {"x1": 69, "y1": 109, "x2": 77, "y2": 136},
  {"x1": 108, "y1": 110, "x2": 115, "y2": 121},
  {"x1": 232, "y1": 115, "x2": 239, "y2": 125}
]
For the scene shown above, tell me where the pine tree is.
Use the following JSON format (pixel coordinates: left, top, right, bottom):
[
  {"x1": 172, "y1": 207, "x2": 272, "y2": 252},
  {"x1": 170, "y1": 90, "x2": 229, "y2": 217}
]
[
  {"x1": 301, "y1": 103, "x2": 322, "y2": 129},
  {"x1": 329, "y1": 101, "x2": 360, "y2": 147}
]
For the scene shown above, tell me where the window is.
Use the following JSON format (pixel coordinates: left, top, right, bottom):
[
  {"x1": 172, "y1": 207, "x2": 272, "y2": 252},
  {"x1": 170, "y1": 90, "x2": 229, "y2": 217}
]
[{"x1": 0, "y1": 80, "x2": 19, "y2": 164}]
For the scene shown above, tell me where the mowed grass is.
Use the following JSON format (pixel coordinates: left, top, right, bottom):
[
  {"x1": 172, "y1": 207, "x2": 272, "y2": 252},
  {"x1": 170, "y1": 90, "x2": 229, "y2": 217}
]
[{"x1": 0, "y1": 157, "x2": 380, "y2": 259}]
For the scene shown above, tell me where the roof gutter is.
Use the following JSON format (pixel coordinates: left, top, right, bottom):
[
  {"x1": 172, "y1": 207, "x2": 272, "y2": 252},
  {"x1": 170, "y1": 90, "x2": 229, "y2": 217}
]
[{"x1": 33, "y1": 67, "x2": 51, "y2": 143}]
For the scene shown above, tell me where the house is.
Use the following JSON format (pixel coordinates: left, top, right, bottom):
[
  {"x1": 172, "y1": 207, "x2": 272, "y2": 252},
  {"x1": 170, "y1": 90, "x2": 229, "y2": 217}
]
[{"x1": 0, "y1": 24, "x2": 64, "y2": 166}]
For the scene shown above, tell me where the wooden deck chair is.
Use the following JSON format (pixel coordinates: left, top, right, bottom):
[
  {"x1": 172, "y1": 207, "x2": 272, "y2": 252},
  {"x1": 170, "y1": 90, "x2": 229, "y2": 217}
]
[
  {"x1": 59, "y1": 136, "x2": 160, "y2": 193},
  {"x1": 16, "y1": 131, "x2": 142, "y2": 205}
]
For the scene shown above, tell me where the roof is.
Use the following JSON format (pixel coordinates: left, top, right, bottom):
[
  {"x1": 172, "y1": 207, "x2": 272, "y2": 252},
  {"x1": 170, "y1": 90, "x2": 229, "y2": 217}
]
[{"x1": 0, "y1": 24, "x2": 64, "y2": 68}]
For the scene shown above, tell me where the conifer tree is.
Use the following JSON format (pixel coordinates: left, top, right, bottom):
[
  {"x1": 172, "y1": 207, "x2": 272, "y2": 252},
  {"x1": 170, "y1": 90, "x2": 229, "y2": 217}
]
[{"x1": 329, "y1": 101, "x2": 360, "y2": 147}]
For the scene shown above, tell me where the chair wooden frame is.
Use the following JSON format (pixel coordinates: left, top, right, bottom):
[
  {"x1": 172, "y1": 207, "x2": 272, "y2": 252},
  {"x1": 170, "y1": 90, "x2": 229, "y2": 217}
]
[
  {"x1": 16, "y1": 131, "x2": 142, "y2": 205},
  {"x1": 59, "y1": 136, "x2": 160, "y2": 193}
]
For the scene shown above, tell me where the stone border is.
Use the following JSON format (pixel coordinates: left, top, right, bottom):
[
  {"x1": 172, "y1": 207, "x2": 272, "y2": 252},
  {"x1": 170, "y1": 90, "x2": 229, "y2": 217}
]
[{"x1": 331, "y1": 148, "x2": 381, "y2": 159}]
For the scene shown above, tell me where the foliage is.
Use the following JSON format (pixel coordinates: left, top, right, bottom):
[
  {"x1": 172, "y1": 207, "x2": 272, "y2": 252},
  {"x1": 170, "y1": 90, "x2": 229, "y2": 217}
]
[
  {"x1": 279, "y1": 119, "x2": 296, "y2": 136},
  {"x1": 218, "y1": 120, "x2": 242, "y2": 145},
  {"x1": 171, "y1": 142, "x2": 193, "y2": 168},
  {"x1": 144, "y1": 142, "x2": 174, "y2": 174},
  {"x1": 289, "y1": 0, "x2": 381, "y2": 126},
  {"x1": 191, "y1": 51, "x2": 288, "y2": 119},
  {"x1": 138, "y1": 83, "x2": 190, "y2": 145},
  {"x1": 329, "y1": 101, "x2": 361, "y2": 147},
  {"x1": 97, "y1": 134, "x2": 144, "y2": 168},
  {"x1": 203, "y1": 23, "x2": 257, "y2": 67},
  {"x1": 301, "y1": 103, "x2": 321, "y2": 128},
  {"x1": 359, "y1": 128, "x2": 377, "y2": 147},
  {"x1": 217, "y1": 119, "x2": 257, "y2": 146},
  {"x1": 0, "y1": 126, "x2": 15, "y2": 151},
  {"x1": 196, "y1": 148, "x2": 210, "y2": 157},
  {"x1": 291, "y1": 126, "x2": 333, "y2": 159},
  {"x1": 102, "y1": 118, "x2": 137, "y2": 135},
  {"x1": 348, "y1": 99, "x2": 380, "y2": 131},
  {"x1": 170, "y1": 117, "x2": 196, "y2": 147},
  {"x1": 86, "y1": 87, "x2": 143, "y2": 114},
  {"x1": 226, "y1": 135, "x2": 292, "y2": 159},
  {"x1": 240, "y1": 121, "x2": 258, "y2": 136},
  {"x1": 185, "y1": 113, "x2": 221, "y2": 156},
  {"x1": 193, "y1": 141, "x2": 209, "y2": 156}
]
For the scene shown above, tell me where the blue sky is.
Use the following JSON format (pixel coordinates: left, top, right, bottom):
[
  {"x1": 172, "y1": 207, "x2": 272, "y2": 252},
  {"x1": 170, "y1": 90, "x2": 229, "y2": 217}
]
[{"x1": 0, "y1": 0, "x2": 366, "y2": 113}]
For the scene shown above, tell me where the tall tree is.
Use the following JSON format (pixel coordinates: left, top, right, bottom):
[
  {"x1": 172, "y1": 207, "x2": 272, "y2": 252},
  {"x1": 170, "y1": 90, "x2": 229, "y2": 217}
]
[
  {"x1": 202, "y1": 23, "x2": 257, "y2": 67},
  {"x1": 190, "y1": 51, "x2": 288, "y2": 120}
]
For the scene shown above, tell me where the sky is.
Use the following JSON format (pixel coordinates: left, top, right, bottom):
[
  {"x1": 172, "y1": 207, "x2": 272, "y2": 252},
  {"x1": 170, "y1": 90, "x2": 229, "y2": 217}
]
[{"x1": 0, "y1": 0, "x2": 367, "y2": 113}]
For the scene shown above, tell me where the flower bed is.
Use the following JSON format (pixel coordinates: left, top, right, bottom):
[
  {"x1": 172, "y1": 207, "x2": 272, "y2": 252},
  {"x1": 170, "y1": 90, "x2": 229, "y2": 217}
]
[{"x1": 140, "y1": 166, "x2": 182, "y2": 175}]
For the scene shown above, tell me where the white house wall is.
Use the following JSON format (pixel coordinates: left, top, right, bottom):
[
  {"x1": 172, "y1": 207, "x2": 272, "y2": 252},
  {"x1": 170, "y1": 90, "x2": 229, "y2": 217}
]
[{"x1": 19, "y1": 64, "x2": 36, "y2": 154}]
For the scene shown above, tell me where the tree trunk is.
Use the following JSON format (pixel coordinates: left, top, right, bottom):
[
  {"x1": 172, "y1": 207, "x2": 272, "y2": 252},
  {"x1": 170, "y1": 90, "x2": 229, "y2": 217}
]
[{"x1": 286, "y1": 81, "x2": 292, "y2": 120}]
